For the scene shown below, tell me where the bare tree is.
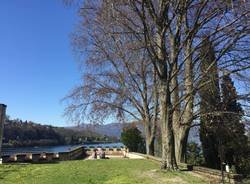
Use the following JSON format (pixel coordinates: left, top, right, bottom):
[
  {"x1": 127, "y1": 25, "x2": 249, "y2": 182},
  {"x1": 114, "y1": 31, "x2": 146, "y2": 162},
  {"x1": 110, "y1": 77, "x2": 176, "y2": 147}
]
[
  {"x1": 64, "y1": 1, "x2": 159, "y2": 155},
  {"x1": 65, "y1": 0, "x2": 250, "y2": 170},
  {"x1": 95, "y1": 0, "x2": 250, "y2": 169}
]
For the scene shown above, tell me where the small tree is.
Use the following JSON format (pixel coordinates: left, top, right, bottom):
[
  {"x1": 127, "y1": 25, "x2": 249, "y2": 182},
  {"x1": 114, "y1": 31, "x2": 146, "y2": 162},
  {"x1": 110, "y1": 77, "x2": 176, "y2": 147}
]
[
  {"x1": 186, "y1": 142, "x2": 205, "y2": 166},
  {"x1": 121, "y1": 125, "x2": 145, "y2": 153}
]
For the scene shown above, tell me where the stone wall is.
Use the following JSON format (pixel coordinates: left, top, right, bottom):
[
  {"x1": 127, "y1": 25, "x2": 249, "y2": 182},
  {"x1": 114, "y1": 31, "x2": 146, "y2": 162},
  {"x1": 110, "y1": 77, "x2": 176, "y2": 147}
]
[
  {"x1": 2, "y1": 146, "x2": 85, "y2": 163},
  {"x1": 1, "y1": 146, "x2": 127, "y2": 163}
]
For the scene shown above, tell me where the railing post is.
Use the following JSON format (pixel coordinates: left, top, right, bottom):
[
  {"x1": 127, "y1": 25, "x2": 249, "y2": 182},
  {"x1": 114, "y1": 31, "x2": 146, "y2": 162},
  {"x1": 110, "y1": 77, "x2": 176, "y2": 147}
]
[{"x1": 0, "y1": 104, "x2": 7, "y2": 163}]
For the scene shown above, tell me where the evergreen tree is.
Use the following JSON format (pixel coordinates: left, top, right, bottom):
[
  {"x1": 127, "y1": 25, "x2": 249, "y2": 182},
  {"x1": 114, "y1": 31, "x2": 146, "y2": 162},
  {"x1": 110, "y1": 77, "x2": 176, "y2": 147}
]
[
  {"x1": 221, "y1": 74, "x2": 248, "y2": 174},
  {"x1": 199, "y1": 68, "x2": 249, "y2": 173},
  {"x1": 121, "y1": 125, "x2": 145, "y2": 153},
  {"x1": 186, "y1": 142, "x2": 205, "y2": 166},
  {"x1": 199, "y1": 37, "x2": 221, "y2": 169}
]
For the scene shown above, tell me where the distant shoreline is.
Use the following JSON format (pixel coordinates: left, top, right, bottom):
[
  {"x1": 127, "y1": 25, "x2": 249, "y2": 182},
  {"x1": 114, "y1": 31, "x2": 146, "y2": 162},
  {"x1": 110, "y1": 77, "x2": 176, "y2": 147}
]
[
  {"x1": 1, "y1": 142, "x2": 124, "y2": 156},
  {"x1": 2, "y1": 141, "x2": 117, "y2": 149}
]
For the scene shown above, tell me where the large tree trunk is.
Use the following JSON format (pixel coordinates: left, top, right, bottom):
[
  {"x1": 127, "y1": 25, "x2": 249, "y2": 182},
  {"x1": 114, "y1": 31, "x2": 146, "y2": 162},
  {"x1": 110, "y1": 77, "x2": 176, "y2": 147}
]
[
  {"x1": 141, "y1": 62, "x2": 157, "y2": 156},
  {"x1": 175, "y1": 126, "x2": 190, "y2": 163},
  {"x1": 174, "y1": 39, "x2": 194, "y2": 164},
  {"x1": 148, "y1": 137, "x2": 155, "y2": 155},
  {"x1": 147, "y1": 67, "x2": 158, "y2": 156},
  {"x1": 144, "y1": 119, "x2": 155, "y2": 156},
  {"x1": 160, "y1": 80, "x2": 178, "y2": 170},
  {"x1": 170, "y1": 36, "x2": 193, "y2": 164},
  {"x1": 170, "y1": 52, "x2": 185, "y2": 164},
  {"x1": 154, "y1": 16, "x2": 177, "y2": 170},
  {"x1": 145, "y1": 135, "x2": 155, "y2": 155}
]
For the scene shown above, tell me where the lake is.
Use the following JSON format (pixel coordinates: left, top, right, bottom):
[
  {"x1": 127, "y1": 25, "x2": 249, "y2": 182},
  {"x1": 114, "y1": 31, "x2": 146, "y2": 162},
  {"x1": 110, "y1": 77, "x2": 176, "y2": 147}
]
[{"x1": 2, "y1": 142, "x2": 125, "y2": 156}]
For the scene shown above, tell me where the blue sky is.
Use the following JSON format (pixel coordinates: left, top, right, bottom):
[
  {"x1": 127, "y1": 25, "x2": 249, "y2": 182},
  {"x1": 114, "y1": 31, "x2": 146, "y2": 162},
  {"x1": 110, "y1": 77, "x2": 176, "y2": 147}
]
[{"x1": 0, "y1": 0, "x2": 81, "y2": 127}]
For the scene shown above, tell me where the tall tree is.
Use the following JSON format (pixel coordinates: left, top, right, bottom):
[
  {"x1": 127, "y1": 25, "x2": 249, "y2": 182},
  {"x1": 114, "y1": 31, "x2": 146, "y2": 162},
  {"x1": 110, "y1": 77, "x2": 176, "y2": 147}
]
[
  {"x1": 199, "y1": 37, "x2": 221, "y2": 169},
  {"x1": 121, "y1": 124, "x2": 145, "y2": 153},
  {"x1": 65, "y1": 0, "x2": 250, "y2": 170},
  {"x1": 124, "y1": 0, "x2": 250, "y2": 169},
  {"x1": 64, "y1": 1, "x2": 159, "y2": 155},
  {"x1": 221, "y1": 74, "x2": 248, "y2": 173}
]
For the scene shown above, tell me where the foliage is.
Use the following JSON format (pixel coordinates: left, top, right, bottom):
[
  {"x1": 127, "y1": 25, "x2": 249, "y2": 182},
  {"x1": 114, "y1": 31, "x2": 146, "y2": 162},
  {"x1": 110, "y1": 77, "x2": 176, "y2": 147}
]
[
  {"x1": 3, "y1": 119, "x2": 62, "y2": 147},
  {"x1": 199, "y1": 67, "x2": 249, "y2": 174},
  {"x1": 0, "y1": 159, "x2": 209, "y2": 184},
  {"x1": 199, "y1": 37, "x2": 221, "y2": 169},
  {"x1": 121, "y1": 125, "x2": 145, "y2": 153},
  {"x1": 3, "y1": 119, "x2": 115, "y2": 147},
  {"x1": 221, "y1": 75, "x2": 249, "y2": 175},
  {"x1": 186, "y1": 142, "x2": 205, "y2": 166}
]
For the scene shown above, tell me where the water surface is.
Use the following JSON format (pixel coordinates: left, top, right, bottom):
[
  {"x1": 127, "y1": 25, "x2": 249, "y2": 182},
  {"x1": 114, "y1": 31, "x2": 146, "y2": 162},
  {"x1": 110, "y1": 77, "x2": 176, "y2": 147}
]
[{"x1": 2, "y1": 143, "x2": 124, "y2": 156}]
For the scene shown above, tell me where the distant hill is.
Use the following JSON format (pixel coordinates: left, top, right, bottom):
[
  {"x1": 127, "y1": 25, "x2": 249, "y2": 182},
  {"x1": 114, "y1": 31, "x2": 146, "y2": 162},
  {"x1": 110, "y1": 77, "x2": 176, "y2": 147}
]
[
  {"x1": 68, "y1": 122, "x2": 200, "y2": 144},
  {"x1": 3, "y1": 118, "x2": 114, "y2": 148},
  {"x1": 68, "y1": 122, "x2": 140, "y2": 138},
  {"x1": 3, "y1": 117, "x2": 200, "y2": 148}
]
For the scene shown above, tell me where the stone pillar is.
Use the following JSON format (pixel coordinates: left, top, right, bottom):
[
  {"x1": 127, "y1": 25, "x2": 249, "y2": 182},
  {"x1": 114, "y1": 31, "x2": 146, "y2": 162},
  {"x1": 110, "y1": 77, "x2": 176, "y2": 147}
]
[{"x1": 0, "y1": 104, "x2": 7, "y2": 160}]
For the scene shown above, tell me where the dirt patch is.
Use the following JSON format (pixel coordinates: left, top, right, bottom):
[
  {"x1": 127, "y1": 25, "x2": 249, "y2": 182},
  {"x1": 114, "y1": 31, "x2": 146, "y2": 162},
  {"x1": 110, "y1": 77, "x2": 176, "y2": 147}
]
[
  {"x1": 186, "y1": 171, "x2": 220, "y2": 184},
  {"x1": 137, "y1": 169, "x2": 188, "y2": 184}
]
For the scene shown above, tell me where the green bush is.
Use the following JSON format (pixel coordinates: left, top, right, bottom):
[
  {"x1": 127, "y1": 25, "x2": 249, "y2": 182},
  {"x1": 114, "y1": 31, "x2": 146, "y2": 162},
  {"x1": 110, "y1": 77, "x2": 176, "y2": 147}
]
[
  {"x1": 121, "y1": 125, "x2": 145, "y2": 153},
  {"x1": 187, "y1": 142, "x2": 205, "y2": 166}
]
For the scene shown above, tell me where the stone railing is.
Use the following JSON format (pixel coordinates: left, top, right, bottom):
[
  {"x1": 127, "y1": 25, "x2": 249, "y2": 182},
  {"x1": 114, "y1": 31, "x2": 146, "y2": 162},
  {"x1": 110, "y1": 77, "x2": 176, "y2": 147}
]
[
  {"x1": 84, "y1": 147, "x2": 126, "y2": 156},
  {"x1": 58, "y1": 146, "x2": 85, "y2": 161},
  {"x1": 2, "y1": 146, "x2": 85, "y2": 163},
  {"x1": 1, "y1": 146, "x2": 127, "y2": 163}
]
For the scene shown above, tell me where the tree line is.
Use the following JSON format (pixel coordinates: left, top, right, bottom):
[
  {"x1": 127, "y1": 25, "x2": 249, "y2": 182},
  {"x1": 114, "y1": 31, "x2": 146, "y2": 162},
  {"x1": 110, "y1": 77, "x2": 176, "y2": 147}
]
[
  {"x1": 64, "y1": 0, "x2": 250, "y2": 173},
  {"x1": 3, "y1": 118, "x2": 116, "y2": 147}
]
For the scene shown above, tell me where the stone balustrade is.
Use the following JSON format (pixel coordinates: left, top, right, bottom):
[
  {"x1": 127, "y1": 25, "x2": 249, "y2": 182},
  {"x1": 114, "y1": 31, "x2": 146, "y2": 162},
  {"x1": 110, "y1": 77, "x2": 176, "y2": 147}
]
[
  {"x1": 1, "y1": 146, "x2": 127, "y2": 163},
  {"x1": 1, "y1": 146, "x2": 85, "y2": 163},
  {"x1": 1, "y1": 146, "x2": 128, "y2": 164},
  {"x1": 84, "y1": 147, "x2": 127, "y2": 157}
]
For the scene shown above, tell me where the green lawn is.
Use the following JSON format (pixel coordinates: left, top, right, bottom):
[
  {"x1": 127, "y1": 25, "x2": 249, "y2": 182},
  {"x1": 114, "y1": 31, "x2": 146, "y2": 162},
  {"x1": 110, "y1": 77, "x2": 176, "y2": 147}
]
[{"x1": 0, "y1": 159, "x2": 209, "y2": 184}]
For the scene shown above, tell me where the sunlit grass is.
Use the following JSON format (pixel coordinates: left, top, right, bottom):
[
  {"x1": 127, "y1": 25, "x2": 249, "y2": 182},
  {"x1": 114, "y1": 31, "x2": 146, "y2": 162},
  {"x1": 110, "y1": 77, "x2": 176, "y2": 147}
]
[{"x1": 0, "y1": 159, "x2": 209, "y2": 184}]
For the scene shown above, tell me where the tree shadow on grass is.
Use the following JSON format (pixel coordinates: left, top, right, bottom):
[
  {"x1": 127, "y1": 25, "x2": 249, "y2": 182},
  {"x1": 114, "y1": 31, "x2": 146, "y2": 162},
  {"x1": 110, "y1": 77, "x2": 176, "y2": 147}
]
[{"x1": 179, "y1": 169, "x2": 190, "y2": 172}]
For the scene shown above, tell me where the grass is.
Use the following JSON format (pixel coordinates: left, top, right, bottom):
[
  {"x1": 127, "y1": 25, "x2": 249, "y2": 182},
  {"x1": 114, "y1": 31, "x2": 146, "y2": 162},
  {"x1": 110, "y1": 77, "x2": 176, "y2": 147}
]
[{"x1": 0, "y1": 159, "x2": 210, "y2": 184}]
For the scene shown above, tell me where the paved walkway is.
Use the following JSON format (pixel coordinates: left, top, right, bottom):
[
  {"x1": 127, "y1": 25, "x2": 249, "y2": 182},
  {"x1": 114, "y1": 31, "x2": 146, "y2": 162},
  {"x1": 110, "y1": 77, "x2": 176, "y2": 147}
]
[
  {"x1": 85, "y1": 152, "x2": 145, "y2": 160},
  {"x1": 126, "y1": 153, "x2": 145, "y2": 159}
]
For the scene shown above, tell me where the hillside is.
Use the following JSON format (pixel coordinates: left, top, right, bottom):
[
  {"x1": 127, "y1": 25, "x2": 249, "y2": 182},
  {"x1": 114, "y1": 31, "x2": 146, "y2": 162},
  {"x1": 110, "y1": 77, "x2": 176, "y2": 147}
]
[
  {"x1": 3, "y1": 117, "x2": 200, "y2": 148},
  {"x1": 68, "y1": 122, "x2": 200, "y2": 143},
  {"x1": 69, "y1": 122, "x2": 143, "y2": 138},
  {"x1": 3, "y1": 118, "x2": 115, "y2": 148}
]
